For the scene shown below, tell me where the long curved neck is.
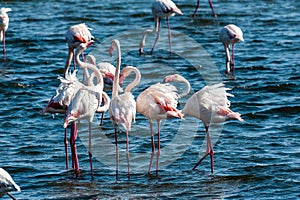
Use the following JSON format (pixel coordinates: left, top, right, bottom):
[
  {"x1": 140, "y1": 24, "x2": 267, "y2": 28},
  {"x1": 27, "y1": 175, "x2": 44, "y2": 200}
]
[
  {"x1": 123, "y1": 66, "x2": 141, "y2": 93},
  {"x1": 75, "y1": 47, "x2": 104, "y2": 89},
  {"x1": 178, "y1": 78, "x2": 191, "y2": 98},
  {"x1": 112, "y1": 41, "x2": 121, "y2": 98}
]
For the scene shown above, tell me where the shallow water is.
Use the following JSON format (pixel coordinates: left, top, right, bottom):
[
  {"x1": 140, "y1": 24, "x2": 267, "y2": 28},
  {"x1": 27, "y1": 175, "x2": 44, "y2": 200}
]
[{"x1": 0, "y1": 0, "x2": 299, "y2": 199}]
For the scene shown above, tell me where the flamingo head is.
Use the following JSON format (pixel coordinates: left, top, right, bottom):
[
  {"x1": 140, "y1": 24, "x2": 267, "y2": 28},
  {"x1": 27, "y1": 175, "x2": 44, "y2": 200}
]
[{"x1": 163, "y1": 74, "x2": 185, "y2": 83}]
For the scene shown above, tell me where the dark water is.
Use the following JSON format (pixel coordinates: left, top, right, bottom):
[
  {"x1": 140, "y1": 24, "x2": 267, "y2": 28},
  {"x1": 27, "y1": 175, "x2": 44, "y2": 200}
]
[{"x1": 0, "y1": 0, "x2": 299, "y2": 199}]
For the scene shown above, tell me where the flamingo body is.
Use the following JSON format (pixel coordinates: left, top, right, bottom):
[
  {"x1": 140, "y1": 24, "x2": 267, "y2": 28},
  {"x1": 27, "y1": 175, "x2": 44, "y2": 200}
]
[{"x1": 219, "y1": 24, "x2": 244, "y2": 75}]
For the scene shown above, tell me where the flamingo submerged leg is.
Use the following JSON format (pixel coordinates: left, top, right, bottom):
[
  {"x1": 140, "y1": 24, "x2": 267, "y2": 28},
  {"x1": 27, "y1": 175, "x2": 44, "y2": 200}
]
[
  {"x1": 150, "y1": 18, "x2": 161, "y2": 55},
  {"x1": 192, "y1": 126, "x2": 214, "y2": 174},
  {"x1": 88, "y1": 121, "x2": 94, "y2": 180},
  {"x1": 166, "y1": 17, "x2": 172, "y2": 55},
  {"x1": 148, "y1": 121, "x2": 155, "y2": 174},
  {"x1": 208, "y1": 0, "x2": 217, "y2": 18},
  {"x1": 193, "y1": 0, "x2": 200, "y2": 17},
  {"x1": 64, "y1": 128, "x2": 69, "y2": 170}
]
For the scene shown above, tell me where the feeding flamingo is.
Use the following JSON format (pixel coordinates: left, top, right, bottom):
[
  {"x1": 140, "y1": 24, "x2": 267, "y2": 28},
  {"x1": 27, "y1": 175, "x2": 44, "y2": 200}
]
[
  {"x1": 219, "y1": 24, "x2": 244, "y2": 76},
  {"x1": 64, "y1": 23, "x2": 94, "y2": 75},
  {"x1": 0, "y1": 167, "x2": 20, "y2": 200},
  {"x1": 0, "y1": 7, "x2": 12, "y2": 61},
  {"x1": 108, "y1": 39, "x2": 141, "y2": 179},
  {"x1": 193, "y1": 0, "x2": 217, "y2": 18},
  {"x1": 181, "y1": 83, "x2": 244, "y2": 173},
  {"x1": 64, "y1": 41, "x2": 110, "y2": 180},
  {"x1": 136, "y1": 75, "x2": 183, "y2": 175},
  {"x1": 139, "y1": 0, "x2": 183, "y2": 55}
]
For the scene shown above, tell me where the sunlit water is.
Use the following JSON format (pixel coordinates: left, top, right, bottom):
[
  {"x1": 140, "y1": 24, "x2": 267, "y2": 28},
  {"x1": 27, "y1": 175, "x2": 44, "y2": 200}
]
[{"x1": 0, "y1": 0, "x2": 299, "y2": 199}]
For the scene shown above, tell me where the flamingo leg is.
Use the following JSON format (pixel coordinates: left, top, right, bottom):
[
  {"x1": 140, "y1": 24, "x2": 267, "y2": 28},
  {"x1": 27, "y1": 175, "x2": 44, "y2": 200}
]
[
  {"x1": 192, "y1": 127, "x2": 214, "y2": 174},
  {"x1": 156, "y1": 120, "x2": 161, "y2": 175},
  {"x1": 150, "y1": 18, "x2": 161, "y2": 55},
  {"x1": 88, "y1": 122, "x2": 94, "y2": 180},
  {"x1": 114, "y1": 127, "x2": 119, "y2": 180},
  {"x1": 3, "y1": 31, "x2": 6, "y2": 62},
  {"x1": 208, "y1": 0, "x2": 217, "y2": 18},
  {"x1": 193, "y1": 0, "x2": 200, "y2": 17},
  {"x1": 64, "y1": 128, "x2": 69, "y2": 170},
  {"x1": 148, "y1": 122, "x2": 155, "y2": 174},
  {"x1": 126, "y1": 130, "x2": 130, "y2": 179},
  {"x1": 71, "y1": 122, "x2": 80, "y2": 177},
  {"x1": 230, "y1": 44, "x2": 235, "y2": 75},
  {"x1": 99, "y1": 112, "x2": 104, "y2": 126},
  {"x1": 166, "y1": 17, "x2": 172, "y2": 55}
]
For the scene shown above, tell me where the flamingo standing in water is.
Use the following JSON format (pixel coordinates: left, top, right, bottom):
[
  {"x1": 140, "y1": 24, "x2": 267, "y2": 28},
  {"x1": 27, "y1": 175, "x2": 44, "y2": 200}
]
[
  {"x1": 219, "y1": 24, "x2": 244, "y2": 76},
  {"x1": 108, "y1": 39, "x2": 141, "y2": 179},
  {"x1": 64, "y1": 23, "x2": 94, "y2": 75},
  {"x1": 139, "y1": 0, "x2": 183, "y2": 55},
  {"x1": 181, "y1": 83, "x2": 244, "y2": 173},
  {"x1": 0, "y1": 7, "x2": 12, "y2": 61},
  {"x1": 136, "y1": 75, "x2": 183, "y2": 175},
  {"x1": 193, "y1": 0, "x2": 217, "y2": 18},
  {"x1": 64, "y1": 41, "x2": 110, "y2": 180},
  {"x1": 0, "y1": 168, "x2": 21, "y2": 200}
]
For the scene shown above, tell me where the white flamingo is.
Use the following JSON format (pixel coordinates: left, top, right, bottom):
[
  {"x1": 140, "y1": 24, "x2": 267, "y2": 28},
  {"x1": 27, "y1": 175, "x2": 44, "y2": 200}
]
[
  {"x1": 139, "y1": 0, "x2": 183, "y2": 55},
  {"x1": 108, "y1": 39, "x2": 141, "y2": 179},
  {"x1": 0, "y1": 7, "x2": 12, "y2": 61},
  {"x1": 219, "y1": 24, "x2": 244, "y2": 75}
]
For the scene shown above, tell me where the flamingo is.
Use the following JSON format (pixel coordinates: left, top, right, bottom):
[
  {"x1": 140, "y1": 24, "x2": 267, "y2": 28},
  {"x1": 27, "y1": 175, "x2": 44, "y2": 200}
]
[
  {"x1": 0, "y1": 168, "x2": 20, "y2": 200},
  {"x1": 64, "y1": 41, "x2": 110, "y2": 180},
  {"x1": 163, "y1": 74, "x2": 191, "y2": 98},
  {"x1": 193, "y1": 0, "x2": 216, "y2": 18},
  {"x1": 139, "y1": 0, "x2": 183, "y2": 55},
  {"x1": 136, "y1": 75, "x2": 183, "y2": 175},
  {"x1": 0, "y1": 7, "x2": 12, "y2": 61},
  {"x1": 179, "y1": 83, "x2": 244, "y2": 173},
  {"x1": 108, "y1": 39, "x2": 141, "y2": 179},
  {"x1": 64, "y1": 23, "x2": 94, "y2": 75},
  {"x1": 219, "y1": 24, "x2": 244, "y2": 76}
]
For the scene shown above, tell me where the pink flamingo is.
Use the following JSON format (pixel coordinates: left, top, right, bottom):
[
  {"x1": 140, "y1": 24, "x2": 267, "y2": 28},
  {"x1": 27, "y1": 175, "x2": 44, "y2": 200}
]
[
  {"x1": 139, "y1": 0, "x2": 183, "y2": 55},
  {"x1": 64, "y1": 23, "x2": 94, "y2": 75},
  {"x1": 219, "y1": 24, "x2": 244, "y2": 76},
  {"x1": 0, "y1": 7, "x2": 12, "y2": 61},
  {"x1": 136, "y1": 75, "x2": 183, "y2": 175},
  {"x1": 108, "y1": 39, "x2": 141, "y2": 179},
  {"x1": 193, "y1": 0, "x2": 217, "y2": 18},
  {"x1": 64, "y1": 41, "x2": 110, "y2": 180},
  {"x1": 181, "y1": 83, "x2": 244, "y2": 173},
  {"x1": 0, "y1": 168, "x2": 20, "y2": 200}
]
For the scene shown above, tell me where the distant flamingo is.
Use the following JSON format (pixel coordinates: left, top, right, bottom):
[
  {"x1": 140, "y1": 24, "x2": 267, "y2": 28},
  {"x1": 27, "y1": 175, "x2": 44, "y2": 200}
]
[
  {"x1": 219, "y1": 24, "x2": 244, "y2": 75},
  {"x1": 0, "y1": 168, "x2": 21, "y2": 200},
  {"x1": 64, "y1": 23, "x2": 94, "y2": 75},
  {"x1": 180, "y1": 83, "x2": 244, "y2": 173},
  {"x1": 0, "y1": 7, "x2": 12, "y2": 61},
  {"x1": 193, "y1": 0, "x2": 216, "y2": 18},
  {"x1": 139, "y1": 0, "x2": 183, "y2": 55},
  {"x1": 108, "y1": 39, "x2": 141, "y2": 179},
  {"x1": 64, "y1": 41, "x2": 110, "y2": 180},
  {"x1": 136, "y1": 76, "x2": 183, "y2": 175}
]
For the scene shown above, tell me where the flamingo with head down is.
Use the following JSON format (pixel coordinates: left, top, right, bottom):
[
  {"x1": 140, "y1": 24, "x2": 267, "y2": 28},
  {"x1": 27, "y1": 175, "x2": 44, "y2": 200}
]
[{"x1": 139, "y1": 0, "x2": 183, "y2": 55}]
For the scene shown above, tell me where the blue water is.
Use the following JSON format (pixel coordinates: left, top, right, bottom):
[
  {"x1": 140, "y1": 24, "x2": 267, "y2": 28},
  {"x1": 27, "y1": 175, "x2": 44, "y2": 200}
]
[{"x1": 0, "y1": 0, "x2": 299, "y2": 199}]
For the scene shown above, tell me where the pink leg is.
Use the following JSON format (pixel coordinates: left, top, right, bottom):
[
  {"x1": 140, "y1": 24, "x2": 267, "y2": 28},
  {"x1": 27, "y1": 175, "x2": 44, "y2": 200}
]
[
  {"x1": 99, "y1": 112, "x2": 104, "y2": 126},
  {"x1": 156, "y1": 121, "x2": 161, "y2": 175},
  {"x1": 88, "y1": 122, "x2": 94, "y2": 180},
  {"x1": 114, "y1": 127, "x2": 119, "y2": 180},
  {"x1": 208, "y1": 0, "x2": 217, "y2": 18},
  {"x1": 126, "y1": 130, "x2": 130, "y2": 179},
  {"x1": 230, "y1": 44, "x2": 235, "y2": 75},
  {"x1": 150, "y1": 19, "x2": 161, "y2": 55},
  {"x1": 192, "y1": 127, "x2": 214, "y2": 174},
  {"x1": 64, "y1": 128, "x2": 69, "y2": 170},
  {"x1": 166, "y1": 17, "x2": 172, "y2": 55},
  {"x1": 71, "y1": 122, "x2": 80, "y2": 177},
  {"x1": 148, "y1": 122, "x2": 155, "y2": 174},
  {"x1": 193, "y1": 0, "x2": 200, "y2": 17},
  {"x1": 3, "y1": 32, "x2": 6, "y2": 62}
]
